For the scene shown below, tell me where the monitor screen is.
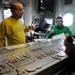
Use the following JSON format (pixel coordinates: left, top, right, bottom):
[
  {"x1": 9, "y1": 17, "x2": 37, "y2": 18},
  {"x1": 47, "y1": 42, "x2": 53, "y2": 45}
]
[{"x1": 33, "y1": 18, "x2": 49, "y2": 32}]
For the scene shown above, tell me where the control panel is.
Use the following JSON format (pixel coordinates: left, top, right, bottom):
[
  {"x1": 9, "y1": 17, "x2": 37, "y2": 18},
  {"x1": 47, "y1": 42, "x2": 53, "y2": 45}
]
[{"x1": 0, "y1": 39, "x2": 66, "y2": 75}]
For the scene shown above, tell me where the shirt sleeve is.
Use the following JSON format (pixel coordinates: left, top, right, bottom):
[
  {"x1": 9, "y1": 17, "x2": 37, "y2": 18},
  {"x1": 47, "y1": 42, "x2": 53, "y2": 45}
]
[
  {"x1": 24, "y1": 26, "x2": 30, "y2": 32},
  {"x1": 45, "y1": 26, "x2": 54, "y2": 38},
  {"x1": 0, "y1": 21, "x2": 6, "y2": 47},
  {"x1": 66, "y1": 27, "x2": 73, "y2": 36}
]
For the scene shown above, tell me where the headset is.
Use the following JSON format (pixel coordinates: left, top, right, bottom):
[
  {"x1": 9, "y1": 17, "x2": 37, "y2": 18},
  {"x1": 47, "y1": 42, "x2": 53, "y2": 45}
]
[{"x1": 15, "y1": 10, "x2": 21, "y2": 17}]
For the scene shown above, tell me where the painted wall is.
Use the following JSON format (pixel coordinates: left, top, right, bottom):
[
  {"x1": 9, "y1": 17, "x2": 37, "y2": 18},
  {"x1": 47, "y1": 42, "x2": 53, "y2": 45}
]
[{"x1": 22, "y1": 0, "x2": 41, "y2": 25}]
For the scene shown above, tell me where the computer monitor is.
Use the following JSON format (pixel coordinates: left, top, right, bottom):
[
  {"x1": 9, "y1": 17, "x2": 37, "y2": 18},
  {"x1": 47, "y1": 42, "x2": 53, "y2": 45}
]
[{"x1": 33, "y1": 18, "x2": 49, "y2": 33}]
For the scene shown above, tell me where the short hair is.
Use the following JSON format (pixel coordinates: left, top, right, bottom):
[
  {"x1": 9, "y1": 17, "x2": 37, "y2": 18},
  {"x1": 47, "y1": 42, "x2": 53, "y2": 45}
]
[
  {"x1": 10, "y1": 2, "x2": 16, "y2": 10},
  {"x1": 10, "y1": 1, "x2": 21, "y2": 10},
  {"x1": 57, "y1": 16, "x2": 63, "y2": 20},
  {"x1": 66, "y1": 36, "x2": 73, "y2": 43}
]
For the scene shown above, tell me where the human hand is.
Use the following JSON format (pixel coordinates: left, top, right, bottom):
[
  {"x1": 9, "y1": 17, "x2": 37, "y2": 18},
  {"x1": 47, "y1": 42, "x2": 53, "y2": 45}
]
[
  {"x1": 50, "y1": 29, "x2": 54, "y2": 34},
  {"x1": 65, "y1": 33, "x2": 70, "y2": 37},
  {"x1": 29, "y1": 25, "x2": 36, "y2": 30}
]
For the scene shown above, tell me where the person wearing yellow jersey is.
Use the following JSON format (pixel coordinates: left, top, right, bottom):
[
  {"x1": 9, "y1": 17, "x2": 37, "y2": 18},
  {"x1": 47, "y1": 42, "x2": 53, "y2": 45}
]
[{"x1": 0, "y1": 1, "x2": 36, "y2": 47}]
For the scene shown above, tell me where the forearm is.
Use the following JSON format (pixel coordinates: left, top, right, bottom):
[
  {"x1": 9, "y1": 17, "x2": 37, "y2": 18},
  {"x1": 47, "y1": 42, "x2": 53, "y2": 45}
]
[
  {"x1": 24, "y1": 25, "x2": 35, "y2": 32},
  {"x1": 45, "y1": 32, "x2": 53, "y2": 38}
]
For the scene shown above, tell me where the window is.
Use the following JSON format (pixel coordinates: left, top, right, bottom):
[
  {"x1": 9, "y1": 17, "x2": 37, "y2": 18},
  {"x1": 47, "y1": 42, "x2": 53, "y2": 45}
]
[
  {"x1": 3, "y1": 9, "x2": 12, "y2": 19},
  {"x1": 3, "y1": 8, "x2": 24, "y2": 24},
  {"x1": 63, "y1": 13, "x2": 73, "y2": 26}
]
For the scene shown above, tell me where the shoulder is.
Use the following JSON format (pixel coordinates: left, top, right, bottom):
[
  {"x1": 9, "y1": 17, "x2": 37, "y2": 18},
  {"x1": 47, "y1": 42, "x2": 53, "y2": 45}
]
[
  {"x1": 1, "y1": 17, "x2": 11, "y2": 23},
  {"x1": 0, "y1": 17, "x2": 16, "y2": 27},
  {"x1": 63, "y1": 26, "x2": 69, "y2": 29}
]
